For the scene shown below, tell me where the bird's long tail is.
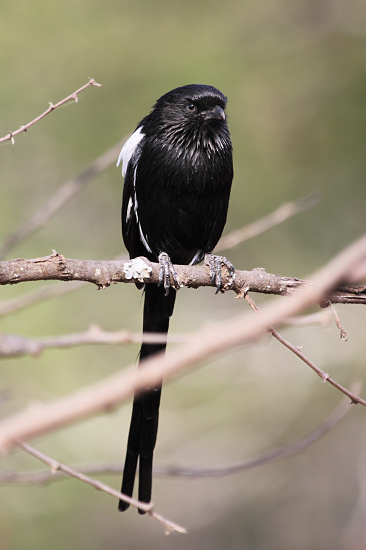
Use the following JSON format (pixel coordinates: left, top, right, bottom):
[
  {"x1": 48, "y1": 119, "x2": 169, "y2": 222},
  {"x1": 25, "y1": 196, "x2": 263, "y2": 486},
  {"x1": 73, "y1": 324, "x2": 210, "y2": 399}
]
[{"x1": 118, "y1": 284, "x2": 176, "y2": 513}]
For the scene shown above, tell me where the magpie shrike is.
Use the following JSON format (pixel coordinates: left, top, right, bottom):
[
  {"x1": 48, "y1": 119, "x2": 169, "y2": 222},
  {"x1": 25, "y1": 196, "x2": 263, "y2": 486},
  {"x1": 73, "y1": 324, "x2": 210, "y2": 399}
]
[{"x1": 117, "y1": 84, "x2": 234, "y2": 512}]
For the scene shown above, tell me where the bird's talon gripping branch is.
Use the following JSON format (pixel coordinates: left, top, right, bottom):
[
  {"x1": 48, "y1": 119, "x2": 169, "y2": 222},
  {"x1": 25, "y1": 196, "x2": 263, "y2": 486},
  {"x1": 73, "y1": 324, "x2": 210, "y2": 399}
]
[
  {"x1": 205, "y1": 253, "x2": 235, "y2": 294},
  {"x1": 158, "y1": 252, "x2": 180, "y2": 294}
]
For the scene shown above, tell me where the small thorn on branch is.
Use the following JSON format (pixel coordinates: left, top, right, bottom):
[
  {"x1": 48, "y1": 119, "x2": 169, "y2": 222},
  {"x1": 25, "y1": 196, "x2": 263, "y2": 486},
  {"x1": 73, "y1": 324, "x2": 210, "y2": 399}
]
[{"x1": 88, "y1": 77, "x2": 102, "y2": 88}]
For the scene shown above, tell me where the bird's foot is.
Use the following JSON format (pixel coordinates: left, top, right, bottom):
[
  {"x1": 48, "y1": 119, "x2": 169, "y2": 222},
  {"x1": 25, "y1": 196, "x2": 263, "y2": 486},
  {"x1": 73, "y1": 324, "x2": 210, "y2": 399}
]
[
  {"x1": 158, "y1": 252, "x2": 180, "y2": 295},
  {"x1": 204, "y1": 253, "x2": 235, "y2": 294}
]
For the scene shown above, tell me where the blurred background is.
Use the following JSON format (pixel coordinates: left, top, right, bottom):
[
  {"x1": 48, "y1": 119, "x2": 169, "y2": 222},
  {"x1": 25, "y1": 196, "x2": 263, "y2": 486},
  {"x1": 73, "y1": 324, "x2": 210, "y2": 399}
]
[{"x1": 1, "y1": 1, "x2": 366, "y2": 548}]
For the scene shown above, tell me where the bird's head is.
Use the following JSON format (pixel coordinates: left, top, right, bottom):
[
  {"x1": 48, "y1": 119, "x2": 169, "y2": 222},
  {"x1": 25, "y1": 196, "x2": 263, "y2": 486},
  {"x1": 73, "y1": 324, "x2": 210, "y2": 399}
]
[
  {"x1": 156, "y1": 84, "x2": 227, "y2": 124},
  {"x1": 149, "y1": 84, "x2": 230, "y2": 152}
]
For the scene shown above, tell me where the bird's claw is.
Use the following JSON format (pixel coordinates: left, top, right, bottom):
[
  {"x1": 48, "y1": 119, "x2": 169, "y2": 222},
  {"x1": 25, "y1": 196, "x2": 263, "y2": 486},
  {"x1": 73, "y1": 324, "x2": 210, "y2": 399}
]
[
  {"x1": 158, "y1": 252, "x2": 180, "y2": 295},
  {"x1": 204, "y1": 253, "x2": 235, "y2": 294}
]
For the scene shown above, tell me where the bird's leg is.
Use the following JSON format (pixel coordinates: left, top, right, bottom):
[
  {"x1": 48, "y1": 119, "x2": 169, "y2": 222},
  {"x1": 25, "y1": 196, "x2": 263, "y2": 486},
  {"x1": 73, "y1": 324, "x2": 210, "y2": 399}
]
[
  {"x1": 158, "y1": 252, "x2": 180, "y2": 295},
  {"x1": 204, "y1": 253, "x2": 235, "y2": 294}
]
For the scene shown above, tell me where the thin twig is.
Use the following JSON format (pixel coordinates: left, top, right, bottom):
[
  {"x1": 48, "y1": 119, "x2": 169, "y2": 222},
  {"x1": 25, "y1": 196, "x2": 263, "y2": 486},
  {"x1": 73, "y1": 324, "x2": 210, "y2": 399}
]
[
  {"x1": 284, "y1": 310, "x2": 333, "y2": 328},
  {"x1": 0, "y1": 78, "x2": 101, "y2": 145},
  {"x1": 157, "y1": 385, "x2": 357, "y2": 476},
  {"x1": 327, "y1": 301, "x2": 349, "y2": 341},
  {"x1": 271, "y1": 327, "x2": 365, "y2": 404},
  {"x1": 0, "y1": 325, "x2": 185, "y2": 358},
  {"x1": 244, "y1": 294, "x2": 366, "y2": 405},
  {"x1": 16, "y1": 441, "x2": 186, "y2": 535},
  {"x1": 0, "y1": 280, "x2": 85, "y2": 318},
  {"x1": 1, "y1": 388, "x2": 355, "y2": 485},
  {"x1": 0, "y1": 310, "x2": 337, "y2": 360},
  {"x1": 0, "y1": 141, "x2": 124, "y2": 260},
  {"x1": 216, "y1": 193, "x2": 321, "y2": 251}
]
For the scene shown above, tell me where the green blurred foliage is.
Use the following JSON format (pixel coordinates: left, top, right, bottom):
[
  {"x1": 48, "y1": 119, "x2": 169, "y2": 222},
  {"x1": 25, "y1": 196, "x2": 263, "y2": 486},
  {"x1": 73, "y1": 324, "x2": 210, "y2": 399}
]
[{"x1": 1, "y1": 1, "x2": 366, "y2": 549}]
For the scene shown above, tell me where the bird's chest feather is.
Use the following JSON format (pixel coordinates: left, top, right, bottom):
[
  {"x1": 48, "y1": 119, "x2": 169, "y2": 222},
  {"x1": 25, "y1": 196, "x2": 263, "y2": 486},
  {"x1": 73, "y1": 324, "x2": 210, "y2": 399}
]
[
  {"x1": 138, "y1": 133, "x2": 229, "y2": 196},
  {"x1": 131, "y1": 136, "x2": 231, "y2": 261}
]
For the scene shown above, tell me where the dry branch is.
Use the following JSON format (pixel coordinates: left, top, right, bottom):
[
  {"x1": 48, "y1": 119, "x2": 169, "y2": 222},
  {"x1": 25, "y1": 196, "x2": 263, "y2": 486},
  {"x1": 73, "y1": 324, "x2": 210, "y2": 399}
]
[
  {"x1": 244, "y1": 294, "x2": 364, "y2": 404},
  {"x1": 0, "y1": 142, "x2": 124, "y2": 260},
  {"x1": 0, "y1": 280, "x2": 85, "y2": 318},
  {"x1": 0, "y1": 78, "x2": 101, "y2": 145},
  {"x1": 0, "y1": 251, "x2": 365, "y2": 304},
  {"x1": 17, "y1": 442, "x2": 186, "y2": 535},
  {"x1": 0, "y1": 233, "x2": 365, "y2": 454},
  {"x1": 0, "y1": 388, "x2": 354, "y2": 485},
  {"x1": 217, "y1": 193, "x2": 320, "y2": 250},
  {"x1": 0, "y1": 326, "x2": 185, "y2": 358}
]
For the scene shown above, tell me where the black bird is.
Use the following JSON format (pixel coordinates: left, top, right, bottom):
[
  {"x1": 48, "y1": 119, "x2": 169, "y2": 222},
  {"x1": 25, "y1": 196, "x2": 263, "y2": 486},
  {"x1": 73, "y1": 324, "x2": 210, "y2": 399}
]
[{"x1": 117, "y1": 84, "x2": 234, "y2": 512}]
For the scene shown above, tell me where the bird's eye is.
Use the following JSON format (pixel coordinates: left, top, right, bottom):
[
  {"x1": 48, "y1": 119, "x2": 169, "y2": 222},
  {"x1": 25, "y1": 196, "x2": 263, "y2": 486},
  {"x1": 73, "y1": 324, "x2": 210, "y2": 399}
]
[{"x1": 187, "y1": 103, "x2": 196, "y2": 112}]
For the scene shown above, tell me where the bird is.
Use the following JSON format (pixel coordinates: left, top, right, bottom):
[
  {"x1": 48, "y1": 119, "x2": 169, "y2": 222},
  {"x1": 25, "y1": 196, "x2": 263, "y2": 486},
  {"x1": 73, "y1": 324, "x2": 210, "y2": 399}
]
[{"x1": 117, "y1": 84, "x2": 234, "y2": 513}]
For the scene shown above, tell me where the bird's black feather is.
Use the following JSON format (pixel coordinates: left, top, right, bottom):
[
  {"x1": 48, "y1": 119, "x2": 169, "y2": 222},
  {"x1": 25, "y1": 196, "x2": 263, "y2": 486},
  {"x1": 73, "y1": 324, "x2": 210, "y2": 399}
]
[{"x1": 118, "y1": 84, "x2": 233, "y2": 512}]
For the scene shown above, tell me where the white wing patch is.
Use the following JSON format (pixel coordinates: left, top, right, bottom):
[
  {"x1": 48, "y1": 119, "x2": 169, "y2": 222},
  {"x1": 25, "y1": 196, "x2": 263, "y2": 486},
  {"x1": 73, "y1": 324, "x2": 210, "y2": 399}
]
[
  {"x1": 138, "y1": 223, "x2": 152, "y2": 253},
  {"x1": 116, "y1": 126, "x2": 145, "y2": 177},
  {"x1": 118, "y1": 127, "x2": 151, "y2": 253},
  {"x1": 190, "y1": 250, "x2": 202, "y2": 265},
  {"x1": 126, "y1": 197, "x2": 133, "y2": 223},
  {"x1": 134, "y1": 168, "x2": 152, "y2": 253},
  {"x1": 124, "y1": 162, "x2": 152, "y2": 254}
]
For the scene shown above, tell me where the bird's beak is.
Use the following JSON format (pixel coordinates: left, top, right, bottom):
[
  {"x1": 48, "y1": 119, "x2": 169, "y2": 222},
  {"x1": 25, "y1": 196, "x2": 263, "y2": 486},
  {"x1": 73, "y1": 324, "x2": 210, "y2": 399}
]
[{"x1": 203, "y1": 105, "x2": 226, "y2": 121}]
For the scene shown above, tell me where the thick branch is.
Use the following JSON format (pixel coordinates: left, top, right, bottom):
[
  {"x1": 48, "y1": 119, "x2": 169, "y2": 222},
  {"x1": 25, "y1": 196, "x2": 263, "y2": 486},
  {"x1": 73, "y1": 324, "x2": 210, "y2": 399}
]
[{"x1": 0, "y1": 251, "x2": 365, "y2": 304}]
